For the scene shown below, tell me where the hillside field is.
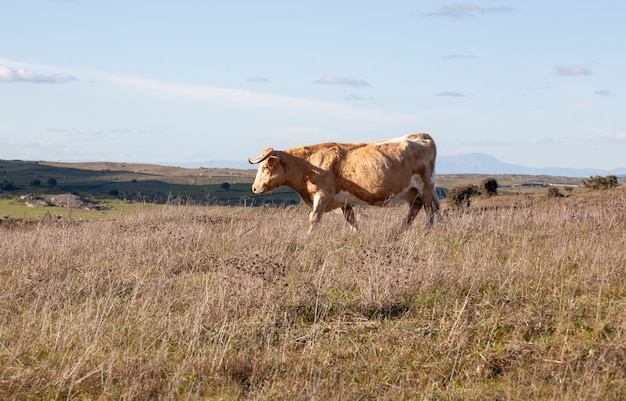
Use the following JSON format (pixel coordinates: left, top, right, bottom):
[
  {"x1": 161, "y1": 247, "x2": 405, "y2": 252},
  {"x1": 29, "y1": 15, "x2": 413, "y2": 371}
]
[
  {"x1": 1, "y1": 183, "x2": 625, "y2": 400},
  {"x1": 0, "y1": 160, "x2": 299, "y2": 208}
]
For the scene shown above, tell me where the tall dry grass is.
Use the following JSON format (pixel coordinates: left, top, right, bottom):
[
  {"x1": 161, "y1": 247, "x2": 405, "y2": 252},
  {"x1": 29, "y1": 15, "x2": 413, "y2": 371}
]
[{"x1": 1, "y1": 188, "x2": 626, "y2": 400}]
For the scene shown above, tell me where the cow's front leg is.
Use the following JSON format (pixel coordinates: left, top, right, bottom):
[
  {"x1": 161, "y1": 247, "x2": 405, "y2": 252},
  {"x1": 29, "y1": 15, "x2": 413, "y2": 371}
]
[{"x1": 308, "y1": 192, "x2": 331, "y2": 233}]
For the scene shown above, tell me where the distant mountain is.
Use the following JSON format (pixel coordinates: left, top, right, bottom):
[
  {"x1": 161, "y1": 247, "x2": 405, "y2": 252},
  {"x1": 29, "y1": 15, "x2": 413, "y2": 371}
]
[
  {"x1": 437, "y1": 153, "x2": 625, "y2": 178},
  {"x1": 167, "y1": 154, "x2": 626, "y2": 178}
]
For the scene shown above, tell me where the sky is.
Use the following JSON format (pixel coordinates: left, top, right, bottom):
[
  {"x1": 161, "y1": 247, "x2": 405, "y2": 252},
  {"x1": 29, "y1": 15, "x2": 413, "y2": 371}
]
[{"x1": 1, "y1": 1, "x2": 625, "y2": 171}]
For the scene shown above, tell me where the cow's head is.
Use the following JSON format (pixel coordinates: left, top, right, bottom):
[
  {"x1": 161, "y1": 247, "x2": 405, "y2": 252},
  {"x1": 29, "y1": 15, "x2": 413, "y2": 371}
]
[{"x1": 248, "y1": 148, "x2": 284, "y2": 194}]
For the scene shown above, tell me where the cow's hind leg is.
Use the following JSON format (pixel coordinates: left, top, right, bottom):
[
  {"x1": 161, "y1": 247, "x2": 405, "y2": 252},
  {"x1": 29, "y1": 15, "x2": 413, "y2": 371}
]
[
  {"x1": 403, "y1": 192, "x2": 424, "y2": 228},
  {"x1": 425, "y1": 190, "x2": 440, "y2": 228},
  {"x1": 421, "y1": 187, "x2": 440, "y2": 229},
  {"x1": 341, "y1": 204, "x2": 358, "y2": 232}
]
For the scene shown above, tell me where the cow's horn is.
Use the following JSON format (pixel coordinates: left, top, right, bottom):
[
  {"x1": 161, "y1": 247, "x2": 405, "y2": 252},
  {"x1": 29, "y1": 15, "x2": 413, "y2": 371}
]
[{"x1": 248, "y1": 149, "x2": 275, "y2": 164}]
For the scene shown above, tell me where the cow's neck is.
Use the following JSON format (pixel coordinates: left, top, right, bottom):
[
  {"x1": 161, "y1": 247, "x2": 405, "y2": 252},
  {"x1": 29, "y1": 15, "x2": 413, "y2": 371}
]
[{"x1": 280, "y1": 151, "x2": 314, "y2": 206}]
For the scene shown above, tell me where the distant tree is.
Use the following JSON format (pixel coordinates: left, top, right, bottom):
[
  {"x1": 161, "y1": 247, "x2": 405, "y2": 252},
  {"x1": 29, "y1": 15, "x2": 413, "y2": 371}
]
[
  {"x1": 448, "y1": 184, "x2": 479, "y2": 208},
  {"x1": 30, "y1": 179, "x2": 41, "y2": 186},
  {"x1": 47, "y1": 177, "x2": 58, "y2": 187},
  {"x1": 481, "y1": 178, "x2": 498, "y2": 197},
  {"x1": 220, "y1": 182, "x2": 230, "y2": 191},
  {"x1": 1, "y1": 181, "x2": 15, "y2": 191},
  {"x1": 582, "y1": 175, "x2": 618, "y2": 190},
  {"x1": 109, "y1": 188, "x2": 119, "y2": 197}
]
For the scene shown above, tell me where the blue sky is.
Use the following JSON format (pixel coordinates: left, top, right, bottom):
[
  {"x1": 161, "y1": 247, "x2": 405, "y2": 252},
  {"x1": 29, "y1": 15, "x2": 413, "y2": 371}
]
[{"x1": 1, "y1": 1, "x2": 624, "y2": 170}]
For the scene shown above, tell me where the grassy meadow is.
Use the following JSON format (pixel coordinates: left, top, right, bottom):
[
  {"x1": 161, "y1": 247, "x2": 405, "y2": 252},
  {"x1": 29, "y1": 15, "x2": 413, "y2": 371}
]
[{"x1": 1, "y1": 187, "x2": 626, "y2": 400}]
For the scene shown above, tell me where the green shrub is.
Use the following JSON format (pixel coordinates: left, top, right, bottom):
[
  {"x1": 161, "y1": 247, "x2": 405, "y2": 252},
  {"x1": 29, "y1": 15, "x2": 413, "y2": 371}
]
[
  {"x1": 546, "y1": 187, "x2": 563, "y2": 198},
  {"x1": 582, "y1": 175, "x2": 618, "y2": 190},
  {"x1": 448, "y1": 184, "x2": 479, "y2": 208},
  {"x1": 481, "y1": 178, "x2": 498, "y2": 197}
]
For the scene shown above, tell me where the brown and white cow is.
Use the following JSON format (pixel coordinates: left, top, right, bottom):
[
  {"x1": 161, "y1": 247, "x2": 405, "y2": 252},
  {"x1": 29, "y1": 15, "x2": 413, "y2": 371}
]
[{"x1": 248, "y1": 132, "x2": 440, "y2": 232}]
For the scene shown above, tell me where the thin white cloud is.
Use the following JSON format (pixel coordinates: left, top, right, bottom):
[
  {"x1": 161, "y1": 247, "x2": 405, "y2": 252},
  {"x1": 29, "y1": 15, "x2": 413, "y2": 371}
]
[
  {"x1": 443, "y1": 54, "x2": 476, "y2": 60},
  {"x1": 47, "y1": 127, "x2": 120, "y2": 139},
  {"x1": 577, "y1": 132, "x2": 626, "y2": 145},
  {"x1": 0, "y1": 64, "x2": 78, "y2": 84},
  {"x1": 0, "y1": 58, "x2": 396, "y2": 124},
  {"x1": 522, "y1": 85, "x2": 551, "y2": 91},
  {"x1": 345, "y1": 94, "x2": 372, "y2": 100},
  {"x1": 423, "y1": 3, "x2": 515, "y2": 19},
  {"x1": 436, "y1": 91, "x2": 466, "y2": 97},
  {"x1": 110, "y1": 75, "x2": 408, "y2": 124},
  {"x1": 113, "y1": 75, "x2": 284, "y2": 104},
  {"x1": 312, "y1": 76, "x2": 369, "y2": 87},
  {"x1": 247, "y1": 76, "x2": 269, "y2": 83},
  {"x1": 460, "y1": 138, "x2": 514, "y2": 147},
  {"x1": 594, "y1": 90, "x2": 613, "y2": 97},
  {"x1": 554, "y1": 65, "x2": 591, "y2": 76},
  {"x1": 596, "y1": 133, "x2": 626, "y2": 143},
  {"x1": 529, "y1": 137, "x2": 563, "y2": 145}
]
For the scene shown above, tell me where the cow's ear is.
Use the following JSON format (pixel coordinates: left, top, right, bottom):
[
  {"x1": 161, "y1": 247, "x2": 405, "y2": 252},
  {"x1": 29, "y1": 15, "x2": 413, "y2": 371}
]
[{"x1": 267, "y1": 155, "x2": 279, "y2": 169}]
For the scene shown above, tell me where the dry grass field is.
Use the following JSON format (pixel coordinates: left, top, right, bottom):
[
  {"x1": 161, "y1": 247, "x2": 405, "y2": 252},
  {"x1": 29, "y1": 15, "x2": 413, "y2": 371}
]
[{"x1": 1, "y1": 187, "x2": 626, "y2": 400}]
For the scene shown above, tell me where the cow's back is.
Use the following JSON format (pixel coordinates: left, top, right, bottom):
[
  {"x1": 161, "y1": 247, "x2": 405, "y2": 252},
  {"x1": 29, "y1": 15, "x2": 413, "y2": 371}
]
[{"x1": 316, "y1": 133, "x2": 433, "y2": 204}]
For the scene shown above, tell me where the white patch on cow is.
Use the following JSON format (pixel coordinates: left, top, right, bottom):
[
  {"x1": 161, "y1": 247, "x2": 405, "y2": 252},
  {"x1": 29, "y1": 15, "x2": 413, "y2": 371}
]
[
  {"x1": 312, "y1": 193, "x2": 323, "y2": 211},
  {"x1": 373, "y1": 135, "x2": 405, "y2": 146},
  {"x1": 312, "y1": 191, "x2": 365, "y2": 212},
  {"x1": 374, "y1": 133, "x2": 430, "y2": 147},
  {"x1": 412, "y1": 173, "x2": 425, "y2": 193},
  {"x1": 332, "y1": 191, "x2": 364, "y2": 207},
  {"x1": 386, "y1": 173, "x2": 425, "y2": 206},
  {"x1": 389, "y1": 135, "x2": 407, "y2": 143}
]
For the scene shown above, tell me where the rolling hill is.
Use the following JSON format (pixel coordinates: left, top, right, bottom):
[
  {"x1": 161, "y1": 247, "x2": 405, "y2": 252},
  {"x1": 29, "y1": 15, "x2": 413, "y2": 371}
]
[{"x1": 437, "y1": 153, "x2": 626, "y2": 177}]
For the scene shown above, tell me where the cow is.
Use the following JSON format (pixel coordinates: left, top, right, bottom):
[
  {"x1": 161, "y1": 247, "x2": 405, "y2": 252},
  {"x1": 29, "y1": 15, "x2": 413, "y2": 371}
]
[{"x1": 248, "y1": 132, "x2": 440, "y2": 233}]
